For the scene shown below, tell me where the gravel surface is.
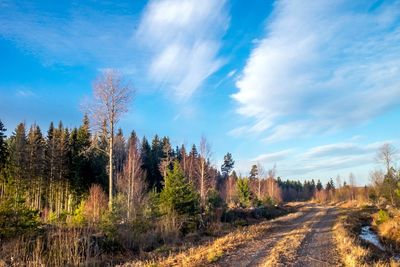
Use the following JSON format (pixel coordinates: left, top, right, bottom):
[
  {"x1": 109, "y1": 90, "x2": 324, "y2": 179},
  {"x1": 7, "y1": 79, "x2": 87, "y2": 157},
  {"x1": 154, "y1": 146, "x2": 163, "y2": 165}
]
[{"x1": 215, "y1": 204, "x2": 342, "y2": 267}]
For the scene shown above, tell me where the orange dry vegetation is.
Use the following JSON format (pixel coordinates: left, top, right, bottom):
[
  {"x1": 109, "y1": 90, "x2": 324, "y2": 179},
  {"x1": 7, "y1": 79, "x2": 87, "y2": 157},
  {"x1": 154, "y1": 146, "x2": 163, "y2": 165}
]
[{"x1": 375, "y1": 210, "x2": 400, "y2": 250}]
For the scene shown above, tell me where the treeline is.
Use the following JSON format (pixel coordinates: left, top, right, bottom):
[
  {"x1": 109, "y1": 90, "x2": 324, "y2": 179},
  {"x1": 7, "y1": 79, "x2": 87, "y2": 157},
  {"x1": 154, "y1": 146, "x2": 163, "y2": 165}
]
[
  {"x1": 0, "y1": 116, "x2": 224, "y2": 219},
  {"x1": 0, "y1": 115, "x2": 362, "y2": 222}
]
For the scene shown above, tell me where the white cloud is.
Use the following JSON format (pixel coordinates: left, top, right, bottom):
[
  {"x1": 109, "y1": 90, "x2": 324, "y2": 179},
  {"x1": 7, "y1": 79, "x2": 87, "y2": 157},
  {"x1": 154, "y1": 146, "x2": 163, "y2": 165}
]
[
  {"x1": 241, "y1": 140, "x2": 396, "y2": 182},
  {"x1": 232, "y1": 0, "x2": 400, "y2": 142},
  {"x1": 251, "y1": 149, "x2": 293, "y2": 163},
  {"x1": 16, "y1": 89, "x2": 35, "y2": 98},
  {"x1": 227, "y1": 70, "x2": 237, "y2": 78},
  {"x1": 136, "y1": 0, "x2": 228, "y2": 99}
]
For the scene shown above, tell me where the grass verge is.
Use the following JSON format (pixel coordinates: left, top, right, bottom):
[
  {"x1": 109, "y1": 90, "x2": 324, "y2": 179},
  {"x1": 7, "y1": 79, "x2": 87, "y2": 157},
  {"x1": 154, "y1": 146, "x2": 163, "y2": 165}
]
[
  {"x1": 333, "y1": 206, "x2": 397, "y2": 267},
  {"x1": 120, "y1": 211, "x2": 305, "y2": 267}
]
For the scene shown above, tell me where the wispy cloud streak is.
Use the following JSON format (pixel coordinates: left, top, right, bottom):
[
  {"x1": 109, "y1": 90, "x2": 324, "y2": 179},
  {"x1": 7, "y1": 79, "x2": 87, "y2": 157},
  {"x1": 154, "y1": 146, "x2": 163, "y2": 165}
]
[
  {"x1": 232, "y1": 0, "x2": 400, "y2": 142},
  {"x1": 136, "y1": 0, "x2": 229, "y2": 99}
]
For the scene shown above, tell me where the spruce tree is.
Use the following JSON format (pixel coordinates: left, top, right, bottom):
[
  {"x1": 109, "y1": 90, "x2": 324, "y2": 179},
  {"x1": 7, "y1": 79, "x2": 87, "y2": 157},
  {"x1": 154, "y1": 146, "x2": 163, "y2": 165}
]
[
  {"x1": 0, "y1": 120, "x2": 8, "y2": 171},
  {"x1": 316, "y1": 180, "x2": 323, "y2": 191},
  {"x1": 10, "y1": 123, "x2": 27, "y2": 180},
  {"x1": 114, "y1": 128, "x2": 126, "y2": 174},
  {"x1": 45, "y1": 122, "x2": 56, "y2": 183},
  {"x1": 236, "y1": 178, "x2": 251, "y2": 208},
  {"x1": 150, "y1": 135, "x2": 163, "y2": 190},
  {"x1": 159, "y1": 161, "x2": 199, "y2": 216},
  {"x1": 27, "y1": 124, "x2": 45, "y2": 179},
  {"x1": 140, "y1": 136, "x2": 152, "y2": 188}
]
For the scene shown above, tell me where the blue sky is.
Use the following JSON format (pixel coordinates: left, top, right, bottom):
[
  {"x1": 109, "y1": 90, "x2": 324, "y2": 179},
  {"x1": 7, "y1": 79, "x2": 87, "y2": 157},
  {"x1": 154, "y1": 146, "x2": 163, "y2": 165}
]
[{"x1": 1, "y1": 0, "x2": 400, "y2": 185}]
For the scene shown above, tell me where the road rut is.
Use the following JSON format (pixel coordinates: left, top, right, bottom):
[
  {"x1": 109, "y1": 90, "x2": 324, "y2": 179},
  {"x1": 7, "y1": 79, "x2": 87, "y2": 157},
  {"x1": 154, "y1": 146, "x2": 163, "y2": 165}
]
[{"x1": 215, "y1": 204, "x2": 342, "y2": 267}]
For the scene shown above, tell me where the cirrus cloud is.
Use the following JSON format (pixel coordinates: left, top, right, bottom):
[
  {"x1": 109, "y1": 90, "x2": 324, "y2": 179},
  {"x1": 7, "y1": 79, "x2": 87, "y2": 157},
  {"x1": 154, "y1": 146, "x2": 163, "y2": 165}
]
[
  {"x1": 136, "y1": 0, "x2": 229, "y2": 100},
  {"x1": 232, "y1": 0, "x2": 400, "y2": 142}
]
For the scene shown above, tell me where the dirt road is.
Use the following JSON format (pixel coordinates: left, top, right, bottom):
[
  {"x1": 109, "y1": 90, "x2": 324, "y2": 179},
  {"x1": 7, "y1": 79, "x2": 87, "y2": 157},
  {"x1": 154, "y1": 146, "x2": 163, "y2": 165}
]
[{"x1": 215, "y1": 204, "x2": 342, "y2": 267}]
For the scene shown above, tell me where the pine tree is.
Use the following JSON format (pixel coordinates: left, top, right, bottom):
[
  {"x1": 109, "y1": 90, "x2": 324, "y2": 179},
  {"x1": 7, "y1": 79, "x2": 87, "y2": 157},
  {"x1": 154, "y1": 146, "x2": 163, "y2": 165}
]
[
  {"x1": 249, "y1": 164, "x2": 258, "y2": 179},
  {"x1": 221, "y1": 152, "x2": 234, "y2": 177}
]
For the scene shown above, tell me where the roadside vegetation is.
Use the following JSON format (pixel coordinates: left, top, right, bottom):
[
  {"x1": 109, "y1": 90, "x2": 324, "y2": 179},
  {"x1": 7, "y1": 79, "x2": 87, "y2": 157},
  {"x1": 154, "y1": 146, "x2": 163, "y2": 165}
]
[{"x1": 331, "y1": 143, "x2": 400, "y2": 266}]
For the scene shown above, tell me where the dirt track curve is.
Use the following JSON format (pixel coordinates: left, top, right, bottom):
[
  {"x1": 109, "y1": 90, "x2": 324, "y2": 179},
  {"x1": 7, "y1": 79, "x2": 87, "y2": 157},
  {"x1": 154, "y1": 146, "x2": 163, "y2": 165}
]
[{"x1": 215, "y1": 204, "x2": 342, "y2": 267}]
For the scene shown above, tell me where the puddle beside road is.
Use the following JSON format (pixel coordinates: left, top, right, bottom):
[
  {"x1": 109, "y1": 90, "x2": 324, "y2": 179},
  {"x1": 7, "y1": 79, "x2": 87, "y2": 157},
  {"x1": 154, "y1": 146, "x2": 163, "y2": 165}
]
[
  {"x1": 359, "y1": 225, "x2": 385, "y2": 250},
  {"x1": 359, "y1": 225, "x2": 400, "y2": 262}
]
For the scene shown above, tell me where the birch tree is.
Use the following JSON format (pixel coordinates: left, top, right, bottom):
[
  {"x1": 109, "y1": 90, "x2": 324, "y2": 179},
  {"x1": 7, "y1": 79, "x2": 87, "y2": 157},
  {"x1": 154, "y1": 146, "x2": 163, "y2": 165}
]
[
  {"x1": 89, "y1": 70, "x2": 133, "y2": 209},
  {"x1": 118, "y1": 132, "x2": 145, "y2": 220},
  {"x1": 256, "y1": 162, "x2": 265, "y2": 199},
  {"x1": 198, "y1": 136, "x2": 211, "y2": 204}
]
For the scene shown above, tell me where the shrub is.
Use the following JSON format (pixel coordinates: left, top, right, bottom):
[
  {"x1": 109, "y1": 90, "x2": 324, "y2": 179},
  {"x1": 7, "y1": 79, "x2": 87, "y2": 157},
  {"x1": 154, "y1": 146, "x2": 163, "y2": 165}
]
[
  {"x1": 375, "y1": 209, "x2": 390, "y2": 225},
  {"x1": 146, "y1": 188, "x2": 161, "y2": 219},
  {"x1": 263, "y1": 195, "x2": 275, "y2": 207},
  {"x1": 84, "y1": 184, "x2": 108, "y2": 225},
  {"x1": 206, "y1": 189, "x2": 224, "y2": 211},
  {"x1": 236, "y1": 178, "x2": 251, "y2": 208},
  {"x1": 0, "y1": 197, "x2": 40, "y2": 238},
  {"x1": 69, "y1": 200, "x2": 86, "y2": 226}
]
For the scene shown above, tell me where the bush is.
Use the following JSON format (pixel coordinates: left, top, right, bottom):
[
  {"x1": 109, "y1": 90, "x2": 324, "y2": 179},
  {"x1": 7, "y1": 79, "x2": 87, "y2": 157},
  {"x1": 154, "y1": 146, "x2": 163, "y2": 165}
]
[
  {"x1": 146, "y1": 188, "x2": 161, "y2": 219},
  {"x1": 206, "y1": 189, "x2": 224, "y2": 211},
  {"x1": 236, "y1": 178, "x2": 251, "y2": 208},
  {"x1": 84, "y1": 184, "x2": 108, "y2": 225},
  {"x1": 375, "y1": 209, "x2": 390, "y2": 225},
  {"x1": 0, "y1": 197, "x2": 40, "y2": 238},
  {"x1": 69, "y1": 200, "x2": 86, "y2": 226},
  {"x1": 263, "y1": 195, "x2": 275, "y2": 207}
]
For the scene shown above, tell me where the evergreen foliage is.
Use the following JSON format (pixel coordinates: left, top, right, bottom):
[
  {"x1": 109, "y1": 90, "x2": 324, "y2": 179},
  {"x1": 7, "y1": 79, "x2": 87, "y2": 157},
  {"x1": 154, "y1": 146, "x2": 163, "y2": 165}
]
[
  {"x1": 159, "y1": 161, "x2": 200, "y2": 216},
  {"x1": 236, "y1": 178, "x2": 252, "y2": 208},
  {"x1": 221, "y1": 152, "x2": 234, "y2": 177}
]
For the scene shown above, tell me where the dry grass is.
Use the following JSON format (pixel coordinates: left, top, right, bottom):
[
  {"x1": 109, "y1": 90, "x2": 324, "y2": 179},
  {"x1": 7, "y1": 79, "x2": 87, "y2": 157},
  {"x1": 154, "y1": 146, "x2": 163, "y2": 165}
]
[
  {"x1": 121, "y1": 211, "x2": 305, "y2": 267},
  {"x1": 0, "y1": 227, "x2": 105, "y2": 266},
  {"x1": 374, "y1": 210, "x2": 400, "y2": 251},
  {"x1": 333, "y1": 212, "x2": 370, "y2": 267},
  {"x1": 333, "y1": 207, "x2": 399, "y2": 267}
]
